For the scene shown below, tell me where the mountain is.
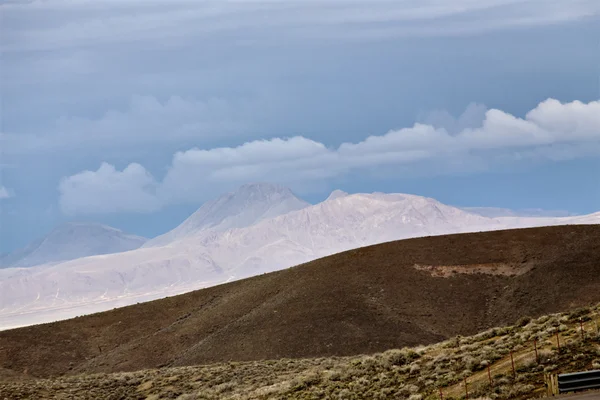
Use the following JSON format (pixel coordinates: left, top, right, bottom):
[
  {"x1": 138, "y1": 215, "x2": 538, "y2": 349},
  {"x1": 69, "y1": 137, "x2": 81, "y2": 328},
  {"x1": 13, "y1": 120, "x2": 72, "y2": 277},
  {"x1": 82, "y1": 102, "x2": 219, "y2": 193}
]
[
  {"x1": 0, "y1": 189, "x2": 598, "y2": 330},
  {"x1": 0, "y1": 191, "x2": 497, "y2": 329},
  {"x1": 1, "y1": 225, "x2": 598, "y2": 379},
  {"x1": 463, "y1": 206, "x2": 574, "y2": 218},
  {"x1": 0, "y1": 222, "x2": 147, "y2": 269},
  {"x1": 325, "y1": 189, "x2": 348, "y2": 201},
  {"x1": 144, "y1": 183, "x2": 310, "y2": 247}
]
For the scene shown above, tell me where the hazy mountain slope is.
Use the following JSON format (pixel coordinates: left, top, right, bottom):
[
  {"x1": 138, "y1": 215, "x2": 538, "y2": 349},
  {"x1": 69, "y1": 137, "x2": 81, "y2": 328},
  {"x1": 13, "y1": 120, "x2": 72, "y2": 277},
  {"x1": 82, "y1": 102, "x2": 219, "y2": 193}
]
[
  {"x1": 463, "y1": 207, "x2": 574, "y2": 218},
  {"x1": 202, "y1": 192, "x2": 504, "y2": 279},
  {"x1": 1, "y1": 225, "x2": 598, "y2": 379},
  {"x1": 495, "y1": 211, "x2": 600, "y2": 228},
  {"x1": 144, "y1": 183, "x2": 310, "y2": 247},
  {"x1": 0, "y1": 192, "x2": 497, "y2": 327},
  {"x1": 0, "y1": 222, "x2": 147, "y2": 269},
  {"x1": 0, "y1": 191, "x2": 597, "y2": 330}
]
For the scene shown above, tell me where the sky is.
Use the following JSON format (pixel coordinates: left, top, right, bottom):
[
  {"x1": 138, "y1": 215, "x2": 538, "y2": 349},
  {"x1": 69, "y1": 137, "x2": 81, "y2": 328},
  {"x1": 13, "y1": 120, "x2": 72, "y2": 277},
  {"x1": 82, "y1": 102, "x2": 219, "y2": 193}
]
[{"x1": 1, "y1": 0, "x2": 599, "y2": 253}]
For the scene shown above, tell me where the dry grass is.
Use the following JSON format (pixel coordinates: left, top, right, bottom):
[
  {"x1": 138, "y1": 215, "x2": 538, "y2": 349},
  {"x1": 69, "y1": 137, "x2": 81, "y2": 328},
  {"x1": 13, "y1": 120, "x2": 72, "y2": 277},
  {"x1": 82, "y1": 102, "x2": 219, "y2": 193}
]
[{"x1": 2, "y1": 304, "x2": 599, "y2": 400}]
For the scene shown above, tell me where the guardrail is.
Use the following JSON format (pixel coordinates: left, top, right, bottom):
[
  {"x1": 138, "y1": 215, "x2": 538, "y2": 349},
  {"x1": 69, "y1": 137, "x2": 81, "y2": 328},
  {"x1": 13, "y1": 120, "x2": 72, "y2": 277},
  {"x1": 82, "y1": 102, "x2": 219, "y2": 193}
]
[{"x1": 557, "y1": 369, "x2": 600, "y2": 394}]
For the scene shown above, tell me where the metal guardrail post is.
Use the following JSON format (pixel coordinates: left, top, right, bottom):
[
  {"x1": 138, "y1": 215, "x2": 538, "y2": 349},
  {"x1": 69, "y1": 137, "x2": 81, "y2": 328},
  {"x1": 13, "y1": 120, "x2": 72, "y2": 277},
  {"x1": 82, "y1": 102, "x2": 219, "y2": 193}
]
[{"x1": 557, "y1": 369, "x2": 600, "y2": 394}]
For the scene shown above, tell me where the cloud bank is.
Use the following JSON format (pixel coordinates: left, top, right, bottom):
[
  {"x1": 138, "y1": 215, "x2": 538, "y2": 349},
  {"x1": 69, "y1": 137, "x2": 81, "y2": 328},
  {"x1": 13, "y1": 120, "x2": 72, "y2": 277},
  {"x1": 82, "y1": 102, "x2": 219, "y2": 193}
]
[
  {"x1": 3, "y1": 0, "x2": 598, "y2": 53},
  {"x1": 58, "y1": 98, "x2": 600, "y2": 214},
  {"x1": 59, "y1": 163, "x2": 160, "y2": 215}
]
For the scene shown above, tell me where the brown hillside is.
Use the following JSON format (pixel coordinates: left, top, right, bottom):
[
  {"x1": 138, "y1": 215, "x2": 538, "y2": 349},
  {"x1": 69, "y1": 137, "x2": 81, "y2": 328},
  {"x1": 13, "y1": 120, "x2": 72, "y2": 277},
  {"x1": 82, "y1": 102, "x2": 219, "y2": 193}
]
[{"x1": 1, "y1": 225, "x2": 599, "y2": 380}]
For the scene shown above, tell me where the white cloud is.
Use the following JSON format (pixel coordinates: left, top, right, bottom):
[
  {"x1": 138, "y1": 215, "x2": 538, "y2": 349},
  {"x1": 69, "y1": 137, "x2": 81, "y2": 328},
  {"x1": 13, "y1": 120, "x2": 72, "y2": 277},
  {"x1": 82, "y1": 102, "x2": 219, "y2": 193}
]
[
  {"x1": 58, "y1": 162, "x2": 161, "y2": 215},
  {"x1": 59, "y1": 98, "x2": 600, "y2": 214},
  {"x1": 0, "y1": 186, "x2": 14, "y2": 199}
]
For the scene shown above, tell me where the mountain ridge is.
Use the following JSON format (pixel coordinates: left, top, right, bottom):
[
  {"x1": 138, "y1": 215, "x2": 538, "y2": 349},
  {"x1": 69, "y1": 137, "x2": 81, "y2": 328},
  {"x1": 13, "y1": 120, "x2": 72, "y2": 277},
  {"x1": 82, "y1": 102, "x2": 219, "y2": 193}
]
[
  {"x1": 0, "y1": 187, "x2": 598, "y2": 330},
  {"x1": 144, "y1": 183, "x2": 310, "y2": 247},
  {"x1": 0, "y1": 222, "x2": 147, "y2": 269}
]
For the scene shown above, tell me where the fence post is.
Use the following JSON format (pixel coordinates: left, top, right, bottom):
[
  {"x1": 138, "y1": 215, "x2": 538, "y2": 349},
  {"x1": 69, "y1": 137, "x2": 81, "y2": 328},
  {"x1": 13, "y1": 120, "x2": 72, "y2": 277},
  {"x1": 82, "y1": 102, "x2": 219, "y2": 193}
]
[
  {"x1": 551, "y1": 374, "x2": 558, "y2": 396},
  {"x1": 556, "y1": 332, "x2": 561, "y2": 352},
  {"x1": 545, "y1": 373, "x2": 551, "y2": 397},
  {"x1": 580, "y1": 318, "x2": 585, "y2": 341},
  {"x1": 510, "y1": 351, "x2": 516, "y2": 377},
  {"x1": 439, "y1": 388, "x2": 444, "y2": 400},
  {"x1": 487, "y1": 364, "x2": 493, "y2": 386}
]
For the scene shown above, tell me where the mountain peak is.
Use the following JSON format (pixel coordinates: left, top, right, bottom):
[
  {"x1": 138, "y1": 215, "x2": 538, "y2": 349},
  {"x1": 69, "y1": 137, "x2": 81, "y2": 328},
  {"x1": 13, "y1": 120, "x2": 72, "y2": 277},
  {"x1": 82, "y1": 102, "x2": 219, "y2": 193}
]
[
  {"x1": 0, "y1": 222, "x2": 146, "y2": 268},
  {"x1": 144, "y1": 183, "x2": 310, "y2": 247},
  {"x1": 326, "y1": 190, "x2": 349, "y2": 201},
  {"x1": 229, "y1": 183, "x2": 297, "y2": 201},
  {"x1": 52, "y1": 221, "x2": 119, "y2": 233},
  {"x1": 238, "y1": 182, "x2": 291, "y2": 192}
]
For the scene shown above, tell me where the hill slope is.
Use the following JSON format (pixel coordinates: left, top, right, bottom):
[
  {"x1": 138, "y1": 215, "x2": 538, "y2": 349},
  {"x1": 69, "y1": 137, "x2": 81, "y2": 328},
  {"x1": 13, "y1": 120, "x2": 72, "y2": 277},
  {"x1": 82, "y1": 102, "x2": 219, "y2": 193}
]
[
  {"x1": 2, "y1": 303, "x2": 599, "y2": 399},
  {"x1": 0, "y1": 222, "x2": 146, "y2": 269},
  {"x1": 1, "y1": 225, "x2": 599, "y2": 379}
]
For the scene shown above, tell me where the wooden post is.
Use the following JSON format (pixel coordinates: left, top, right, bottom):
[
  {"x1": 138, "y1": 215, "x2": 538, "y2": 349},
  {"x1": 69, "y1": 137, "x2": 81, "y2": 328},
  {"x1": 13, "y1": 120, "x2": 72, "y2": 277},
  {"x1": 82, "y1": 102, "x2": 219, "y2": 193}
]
[
  {"x1": 439, "y1": 388, "x2": 444, "y2": 400},
  {"x1": 556, "y1": 332, "x2": 561, "y2": 352},
  {"x1": 580, "y1": 318, "x2": 585, "y2": 340},
  {"x1": 464, "y1": 377, "x2": 468, "y2": 399},
  {"x1": 487, "y1": 364, "x2": 493, "y2": 386},
  {"x1": 534, "y1": 338, "x2": 539, "y2": 364},
  {"x1": 544, "y1": 374, "x2": 558, "y2": 397},
  {"x1": 510, "y1": 351, "x2": 516, "y2": 377},
  {"x1": 550, "y1": 374, "x2": 559, "y2": 396}
]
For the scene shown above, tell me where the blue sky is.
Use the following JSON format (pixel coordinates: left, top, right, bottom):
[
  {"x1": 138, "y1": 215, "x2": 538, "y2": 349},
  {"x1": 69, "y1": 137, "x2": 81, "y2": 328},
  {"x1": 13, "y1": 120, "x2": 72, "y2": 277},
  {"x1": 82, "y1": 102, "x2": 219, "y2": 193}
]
[{"x1": 1, "y1": 0, "x2": 599, "y2": 253}]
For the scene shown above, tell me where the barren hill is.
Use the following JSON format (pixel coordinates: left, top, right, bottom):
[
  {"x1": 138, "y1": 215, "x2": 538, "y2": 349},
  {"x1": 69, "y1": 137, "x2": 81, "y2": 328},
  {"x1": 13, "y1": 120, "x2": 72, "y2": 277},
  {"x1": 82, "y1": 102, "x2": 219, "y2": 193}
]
[{"x1": 1, "y1": 225, "x2": 599, "y2": 380}]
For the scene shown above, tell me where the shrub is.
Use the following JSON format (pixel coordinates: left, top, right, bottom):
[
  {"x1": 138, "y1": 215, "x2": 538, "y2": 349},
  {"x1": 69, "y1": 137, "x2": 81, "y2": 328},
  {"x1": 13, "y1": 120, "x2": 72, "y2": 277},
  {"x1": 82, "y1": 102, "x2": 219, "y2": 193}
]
[
  {"x1": 516, "y1": 316, "x2": 532, "y2": 327},
  {"x1": 568, "y1": 307, "x2": 590, "y2": 321},
  {"x1": 409, "y1": 363, "x2": 421, "y2": 375},
  {"x1": 382, "y1": 350, "x2": 407, "y2": 367},
  {"x1": 506, "y1": 383, "x2": 535, "y2": 397}
]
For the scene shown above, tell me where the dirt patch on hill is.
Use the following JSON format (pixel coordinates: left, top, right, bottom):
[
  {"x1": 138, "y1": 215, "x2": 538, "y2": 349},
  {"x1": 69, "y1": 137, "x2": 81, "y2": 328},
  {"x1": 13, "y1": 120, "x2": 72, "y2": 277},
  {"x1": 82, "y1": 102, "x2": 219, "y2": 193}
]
[
  {"x1": 412, "y1": 262, "x2": 535, "y2": 277},
  {"x1": 0, "y1": 225, "x2": 599, "y2": 379}
]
